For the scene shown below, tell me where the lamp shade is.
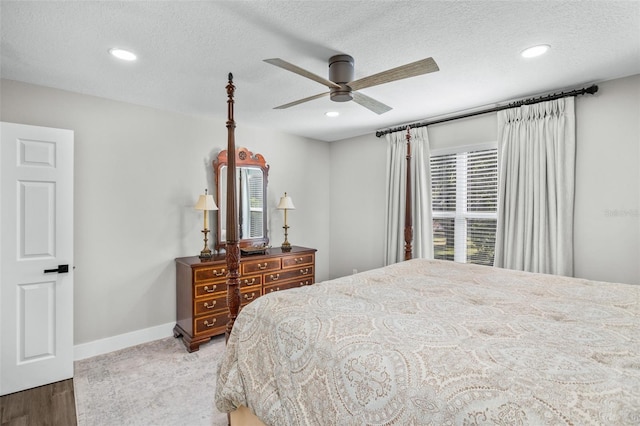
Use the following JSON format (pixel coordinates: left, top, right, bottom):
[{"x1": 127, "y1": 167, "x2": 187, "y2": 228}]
[
  {"x1": 195, "y1": 194, "x2": 218, "y2": 211},
  {"x1": 277, "y1": 193, "x2": 295, "y2": 210}
]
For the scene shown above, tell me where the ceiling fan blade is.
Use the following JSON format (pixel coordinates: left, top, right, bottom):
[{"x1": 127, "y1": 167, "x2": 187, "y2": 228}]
[
  {"x1": 264, "y1": 58, "x2": 341, "y2": 90},
  {"x1": 352, "y1": 92, "x2": 392, "y2": 115},
  {"x1": 273, "y1": 92, "x2": 330, "y2": 109},
  {"x1": 348, "y1": 57, "x2": 439, "y2": 91}
]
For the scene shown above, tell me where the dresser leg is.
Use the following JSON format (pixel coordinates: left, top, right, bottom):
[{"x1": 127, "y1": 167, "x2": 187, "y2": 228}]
[
  {"x1": 172, "y1": 324, "x2": 182, "y2": 338},
  {"x1": 180, "y1": 335, "x2": 201, "y2": 352}
]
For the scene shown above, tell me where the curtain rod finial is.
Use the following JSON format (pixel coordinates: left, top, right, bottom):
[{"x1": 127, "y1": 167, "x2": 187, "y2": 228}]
[{"x1": 228, "y1": 72, "x2": 233, "y2": 82}]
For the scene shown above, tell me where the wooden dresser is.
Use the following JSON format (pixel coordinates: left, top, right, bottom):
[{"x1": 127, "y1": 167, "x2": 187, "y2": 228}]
[{"x1": 173, "y1": 246, "x2": 316, "y2": 352}]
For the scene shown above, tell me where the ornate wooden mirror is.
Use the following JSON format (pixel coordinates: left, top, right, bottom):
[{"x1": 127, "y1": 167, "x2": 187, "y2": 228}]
[{"x1": 214, "y1": 147, "x2": 269, "y2": 250}]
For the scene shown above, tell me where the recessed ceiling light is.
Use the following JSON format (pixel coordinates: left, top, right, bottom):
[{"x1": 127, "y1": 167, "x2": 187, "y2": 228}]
[
  {"x1": 521, "y1": 44, "x2": 550, "y2": 58},
  {"x1": 325, "y1": 111, "x2": 340, "y2": 117},
  {"x1": 109, "y1": 48, "x2": 137, "y2": 61}
]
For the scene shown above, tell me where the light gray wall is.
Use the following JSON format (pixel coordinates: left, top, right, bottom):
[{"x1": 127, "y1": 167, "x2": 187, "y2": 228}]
[
  {"x1": 330, "y1": 74, "x2": 639, "y2": 285},
  {"x1": 574, "y1": 74, "x2": 639, "y2": 285},
  {"x1": 328, "y1": 134, "x2": 387, "y2": 277},
  {"x1": 1, "y1": 79, "x2": 331, "y2": 345}
]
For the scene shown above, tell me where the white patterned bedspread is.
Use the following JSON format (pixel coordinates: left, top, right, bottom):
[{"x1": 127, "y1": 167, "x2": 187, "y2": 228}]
[{"x1": 215, "y1": 259, "x2": 640, "y2": 425}]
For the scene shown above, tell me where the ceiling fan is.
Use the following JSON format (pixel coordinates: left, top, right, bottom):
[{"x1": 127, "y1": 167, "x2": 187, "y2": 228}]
[{"x1": 263, "y1": 55, "x2": 439, "y2": 114}]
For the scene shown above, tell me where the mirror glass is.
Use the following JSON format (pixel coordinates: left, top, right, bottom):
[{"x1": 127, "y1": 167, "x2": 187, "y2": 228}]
[{"x1": 215, "y1": 148, "x2": 269, "y2": 250}]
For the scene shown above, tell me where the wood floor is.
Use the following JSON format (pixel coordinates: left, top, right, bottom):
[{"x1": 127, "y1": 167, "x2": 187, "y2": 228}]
[{"x1": 0, "y1": 379, "x2": 77, "y2": 426}]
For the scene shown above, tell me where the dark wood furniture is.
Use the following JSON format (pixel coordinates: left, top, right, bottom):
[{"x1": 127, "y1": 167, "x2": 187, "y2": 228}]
[{"x1": 174, "y1": 246, "x2": 316, "y2": 352}]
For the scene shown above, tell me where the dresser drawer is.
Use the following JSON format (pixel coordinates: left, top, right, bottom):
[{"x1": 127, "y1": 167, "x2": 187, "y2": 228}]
[
  {"x1": 240, "y1": 289, "x2": 261, "y2": 306},
  {"x1": 194, "y1": 266, "x2": 227, "y2": 283},
  {"x1": 239, "y1": 274, "x2": 263, "y2": 290},
  {"x1": 264, "y1": 266, "x2": 313, "y2": 285},
  {"x1": 194, "y1": 293, "x2": 228, "y2": 316},
  {"x1": 242, "y1": 258, "x2": 281, "y2": 274},
  {"x1": 194, "y1": 311, "x2": 228, "y2": 335},
  {"x1": 196, "y1": 275, "x2": 262, "y2": 296},
  {"x1": 264, "y1": 278, "x2": 314, "y2": 294},
  {"x1": 282, "y1": 253, "x2": 314, "y2": 268},
  {"x1": 194, "y1": 281, "x2": 224, "y2": 298}
]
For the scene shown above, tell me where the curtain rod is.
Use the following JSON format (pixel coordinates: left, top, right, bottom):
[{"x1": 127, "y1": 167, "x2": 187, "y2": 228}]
[{"x1": 375, "y1": 84, "x2": 598, "y2": 137}]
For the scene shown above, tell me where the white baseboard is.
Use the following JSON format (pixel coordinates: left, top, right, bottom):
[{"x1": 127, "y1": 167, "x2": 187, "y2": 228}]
[{"x1": 73, "y1": 322, "x2": 175, "y2": 361}]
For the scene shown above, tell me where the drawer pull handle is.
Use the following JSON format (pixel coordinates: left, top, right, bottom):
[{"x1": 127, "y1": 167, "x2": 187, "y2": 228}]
[
  {"x1": 204, "y1": 318, "x2": 217, "y2": 327},
  {"x1": 204, "y1": 285, "x2": 218, "y2": 293},
  {"x1": 243, "y1": 278, "x2": 256, "y2": 285},
  {"x1": 299, "y1": 281, "x2": 310, "y2": 286},
  {"x1": 270, "y1": 273, "x2": 280, "y2": 281},
  {"x1": 258, "y1": 263, "x2": 267, "y2": 270},
  {"x1": 214, "y1": 269, "x2": 225, "y2": 277},
  {"x1": 300, "y1": 268, "x2": 309, "y2": 275},
  {"x1": 269, "y1": 287, "x2": 280, "y2": 293},
  {"x1": 244, "y1": 293, "x2": 256, "y2": 301},
  {"x1": 295, "y1": 257, "x2": 303, "y2": 263},
  {"x1": 204, "y1": 301, "x2": 217, "y2": 309}
]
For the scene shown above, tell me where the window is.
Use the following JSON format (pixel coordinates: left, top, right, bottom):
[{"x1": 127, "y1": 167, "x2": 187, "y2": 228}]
[
  {"x1": 247, "y1": 170, "x2": 264, "y2": 238},
  {"x1": 238, "y1": 168, "x2": 264, "y2": 239},
  {"x1": 431, "y1": 144, "x2": 498, "y2": 266}
]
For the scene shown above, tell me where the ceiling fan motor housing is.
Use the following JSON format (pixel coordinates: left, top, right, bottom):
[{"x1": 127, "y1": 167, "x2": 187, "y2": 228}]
[{"x1": 329, "y1": 54, "x2": 354, "y2": 102}]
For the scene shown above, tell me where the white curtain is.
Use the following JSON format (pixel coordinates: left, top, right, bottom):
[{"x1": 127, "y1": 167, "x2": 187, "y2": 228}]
[
  {"x1": 384, "y1": 127, "x2": 434, "y2": 265},
  {"x1": 494, "y1": 97, "x2": 576, "y2": 276}
]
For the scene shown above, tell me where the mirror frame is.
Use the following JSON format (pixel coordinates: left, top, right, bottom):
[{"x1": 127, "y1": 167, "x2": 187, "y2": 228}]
[{"x1": 214, "y1": 147, "x2": 270, "y2": 251}]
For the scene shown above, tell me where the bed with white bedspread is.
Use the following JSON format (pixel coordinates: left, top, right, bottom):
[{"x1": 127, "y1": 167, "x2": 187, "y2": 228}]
[{"x1": 215, "y1": 258, "x2": 640, "y2": 425}]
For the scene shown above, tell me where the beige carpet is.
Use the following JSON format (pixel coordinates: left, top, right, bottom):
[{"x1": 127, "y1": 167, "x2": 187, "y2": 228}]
[{"x1": 74, "y1": 335, "x2": 228, "y2": 426}]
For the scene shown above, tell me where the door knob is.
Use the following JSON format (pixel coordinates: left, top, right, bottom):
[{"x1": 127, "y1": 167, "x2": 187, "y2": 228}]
[{"x1": 44, "y1": 264, "x2": 69, "y2": 274}]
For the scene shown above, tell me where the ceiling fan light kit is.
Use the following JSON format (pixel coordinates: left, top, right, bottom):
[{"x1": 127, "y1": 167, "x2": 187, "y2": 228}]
[
  {"x1": 264, "y1": 54, "x2": 439, "y2": 114},
  {"x1": 328, "y1": 55, "x2": 355, "y2": 102}
]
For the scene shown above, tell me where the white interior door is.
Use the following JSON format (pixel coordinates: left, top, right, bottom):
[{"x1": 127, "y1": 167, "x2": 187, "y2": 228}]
[{"x1": 0, "y1": 122, "x2": 74, "y2": 396}]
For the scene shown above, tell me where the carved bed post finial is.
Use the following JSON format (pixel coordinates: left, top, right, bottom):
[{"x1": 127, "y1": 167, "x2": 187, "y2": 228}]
[
  {"x1": 404, "y1": 126, "x2": 413, "y2": 261},
  {"x1": 225, "y1": 73, "x2": 241, "y2": 342}
]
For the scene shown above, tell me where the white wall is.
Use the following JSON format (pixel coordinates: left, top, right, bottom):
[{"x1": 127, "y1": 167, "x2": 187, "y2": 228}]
[
  {"x1": 427, "y1": 113, "x2": 497, "y2": 151},
  {"x1": 0, "y1": 79, "x2": 331, "y2": 346},
  {"x1": 328, "y1": 134, "x2": 387, "y2": 278},
  {"x1": 330, "y1": 75, "x2": 639, "y2": 285},
  {"x1": 574, "y1": 74, "x2": 639, "y2": 285}
]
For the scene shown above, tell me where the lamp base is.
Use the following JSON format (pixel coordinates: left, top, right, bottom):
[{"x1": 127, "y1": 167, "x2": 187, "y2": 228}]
[
  {"x1": 199, "y1": 228, "x2": 212, "y2": 259},
  {"x1": 281, "y1": 224, "x2": 292, "y2": 252},
  {"x1": 281, "y1": 242, "x2": 292, "y2": 252},
  {"x1": 199, "y1": 248, "x2": 213, "y2": 260}
]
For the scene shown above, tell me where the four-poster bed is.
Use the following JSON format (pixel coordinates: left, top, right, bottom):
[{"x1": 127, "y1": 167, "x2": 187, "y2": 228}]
[
  {"x1": 217, "y1": 75, "x2": 640, "y2": 425},
  {"x1": 223, "y1": 73, "x2": 241, "y2": 340}
]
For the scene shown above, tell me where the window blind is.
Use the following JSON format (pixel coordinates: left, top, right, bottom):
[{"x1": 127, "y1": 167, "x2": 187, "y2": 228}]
[
  {"x1": 431, "y1": 147, "x2": 497, "y2": 266},
  {"x1": 248, "y1": 173, "x2": 263, "y2": 238}
]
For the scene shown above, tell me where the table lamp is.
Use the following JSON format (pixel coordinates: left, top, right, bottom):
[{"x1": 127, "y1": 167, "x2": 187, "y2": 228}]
[
  {"x1": 276, "y1": 192, "x2": 295, "y2": 252},
  {"x1": 195, "y1": 189, "x2": 218, "y2": 259}
]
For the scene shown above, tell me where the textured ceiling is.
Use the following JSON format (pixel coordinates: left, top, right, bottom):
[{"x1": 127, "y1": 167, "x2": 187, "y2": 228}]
[{"x1": 1, "y1": 1, "x2": 639, "y2": 141}]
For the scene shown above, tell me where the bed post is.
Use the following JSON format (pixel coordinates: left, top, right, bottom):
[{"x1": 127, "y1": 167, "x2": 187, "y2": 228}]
[
  {"x1": 404, "y1": 127, "x2": 413, "y2": 261},
  {"x1": 225, "y1": 73, "x2": 241, "y2": 342}
]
